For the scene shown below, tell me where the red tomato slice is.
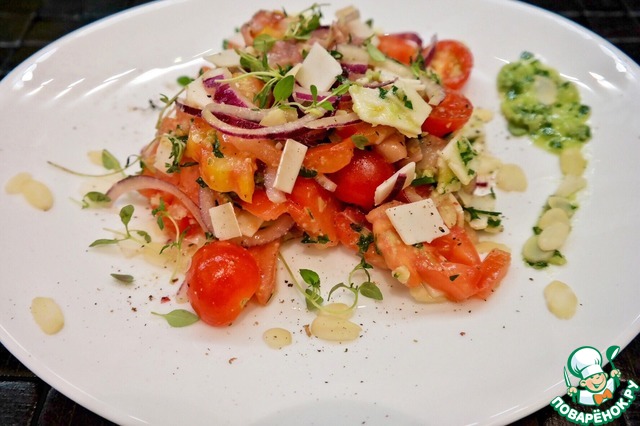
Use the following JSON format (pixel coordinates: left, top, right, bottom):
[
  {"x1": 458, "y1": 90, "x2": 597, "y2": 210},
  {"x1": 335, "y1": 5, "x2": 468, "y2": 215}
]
[
  {"x1": 328, "y1": 149, "x2": 395, "y2": 210},
  {"x1": 303, "y1": 138, "x2": 355, "y2": 174},
  {"x1": 186, "y1": 241, "x2": 260, "y2": 326},
  {"x1": 474, "y1": 249, "x2": 511, "y2": 299},
  {"x1": 247, "y1": 239, "x2": 281, "y2": 305},
  {"x1": 421, "y1": 90, "x2": 473, "y2": 137},
  {"x1": 414, "y1": 246, "x2": 482, "y2": 302},
  {"x1": 334, "y1": 207, "x2": 388, "y2": 269},
  {"x1": 377, "y1": 34, "x2": 421, "y2": 65},
  {"x1": 430, "y1": 226, "x2": 481, "y2": 266},
  {"x1": 427, "y1": 39, "x2": 473, "y2": 90},
  {"x1": 287, "y1": 178, "x2": 342, "y2": 246},
  {"x1": 239, "y1": 189, "x2": 288, "y2": 221}
]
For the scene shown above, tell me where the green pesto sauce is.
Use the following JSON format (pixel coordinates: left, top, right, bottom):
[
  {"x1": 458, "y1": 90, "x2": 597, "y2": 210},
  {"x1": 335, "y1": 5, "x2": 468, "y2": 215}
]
[{"x1": 497, "y1": 52, "x2": 591, "y2": 153}]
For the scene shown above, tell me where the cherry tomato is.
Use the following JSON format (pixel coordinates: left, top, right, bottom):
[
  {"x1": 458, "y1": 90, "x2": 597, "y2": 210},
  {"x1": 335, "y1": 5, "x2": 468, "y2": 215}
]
[
  {"x1": 377, "y1": 34, "x2": 421, "y2": 65},
  {"x1": 186, "y1": 241, "x2": 260, "y2": 326},
  {"x1": 421, "y1": 90, "x2": 473, "y2": 137},
  {"x1": 427, "y1": 39, "x2": 473, "y2": 90},
  {"x1": 329, "y1": 149, "x2": 395, "y2": 210}
]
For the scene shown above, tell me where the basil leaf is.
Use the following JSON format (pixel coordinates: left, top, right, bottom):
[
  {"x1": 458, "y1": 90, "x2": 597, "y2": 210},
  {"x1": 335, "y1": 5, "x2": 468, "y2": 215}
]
[{"x1": 152, "y1": 309, "x2": 200, "y2": 327}]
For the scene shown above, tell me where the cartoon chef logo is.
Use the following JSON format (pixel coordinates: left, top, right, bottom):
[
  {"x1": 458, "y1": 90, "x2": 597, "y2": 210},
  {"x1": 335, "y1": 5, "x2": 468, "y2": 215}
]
[{"x1": 565, "y1": 346, "x2": 621, "y2": 406}]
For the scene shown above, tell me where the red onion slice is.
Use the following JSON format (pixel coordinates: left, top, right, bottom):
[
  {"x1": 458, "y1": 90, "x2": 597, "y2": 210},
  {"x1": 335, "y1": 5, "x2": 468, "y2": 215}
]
[
  {"x1": 263, "y1": 167, "x2": 287, "y2": 204},
  {"x1": 213, "y1": 83, "x2": 256, "y2": 108},
  {"x1": 314, "y1": 174, "x2": 337, "y2": 192},
  {"x1": 240, "y1": 215, "x2": 294, "y2": 247},
  {"x1": 198, "y1": 187, "x2": 216, "y2": 233},
  {"x1": 292, "y1": 85, "x2": 336, "y2": 104},
  {"x1": 305, "y1": 112, "x2": 360, "y2": 129},
  {"x1": 202, "y1": 104, "x2": 319, "y2": 140},
  {"x1": 106, "y1": 175, "x2": 211, "y2": 234},
  {"x1": 422, "y1": 34, "x2": 439, "y2": 66},
  {"x1": 341, "y1": 62, "x2": 368, "y2": 74}
]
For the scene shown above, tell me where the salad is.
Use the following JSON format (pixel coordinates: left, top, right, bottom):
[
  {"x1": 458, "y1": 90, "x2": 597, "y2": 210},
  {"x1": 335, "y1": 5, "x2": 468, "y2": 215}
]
[{"x1": 98, "y1": 4, "x2": 512, "y2": 328}]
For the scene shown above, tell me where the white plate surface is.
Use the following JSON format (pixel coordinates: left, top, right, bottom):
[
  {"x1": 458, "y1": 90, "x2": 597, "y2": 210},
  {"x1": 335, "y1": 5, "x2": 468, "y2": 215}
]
[{"x1": 1, "y1": 0, "x2": 639, "y2": 424}]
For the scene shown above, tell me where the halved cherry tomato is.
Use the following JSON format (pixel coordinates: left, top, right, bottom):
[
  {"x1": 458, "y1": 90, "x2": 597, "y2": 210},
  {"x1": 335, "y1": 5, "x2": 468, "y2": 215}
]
[
  {"x1": 421, "y1": 90, "x2": 473, "y2": 137},
  {"x1": 377, "y1": 34, "x2": 421, "y2": 65},
  {"x1": 287, "y1": 178, "x2": 342, "y2": 246},
  {"x1": 247, "y1": 239, "x2": 281, "y2": 305},
  {"x1": 329, "y1": 149, "x2": 395, "y2": 210},
  {"x1": 427, "y1": 39, "x2": 473, "y2": 90},
  {"x1": 186, "y1": 241, "x2": 260, "y2": 326}
]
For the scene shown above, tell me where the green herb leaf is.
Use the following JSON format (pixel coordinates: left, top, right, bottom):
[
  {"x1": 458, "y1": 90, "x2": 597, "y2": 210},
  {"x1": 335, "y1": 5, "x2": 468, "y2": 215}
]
[
  {"x1": 152, "y1": 309, "x2": 200, "y2": 327},
  {"x1": 177, "y1": 76, "x2": 194, "y2": 87},
  {"x1": 111, "y1": 273, "x2": 134, "y2": 283},
  {"x1": 300, "y1": 269, "x2": 320, "y2": 287},
  {"x1": 102, "y1": 150, "x2": 122, "y2": 171},
  {"x1": 89, "y1": 238, "x2": 120, "y2": 247},
  {"x1": 273, "y1": 75, "x2": 295, "y2": 104},
  {"x1": 119, "y1": 205, "x2": 135, "y2": 227},
  {"x1": 351, "y1": 135, "x2": 369, "y2": 150},
  {"x1": 253, "y1": 34, "x2": 277, "y2": 53},
  {"x1": 359, "y1": 282, "x2": 383, "y2": 300},
  {"x1": 82, "y1": 191, "x2": 111, "y2": 208},
  {"x1": 212, "y1": 134, "x2": 224, "y2": 158}
]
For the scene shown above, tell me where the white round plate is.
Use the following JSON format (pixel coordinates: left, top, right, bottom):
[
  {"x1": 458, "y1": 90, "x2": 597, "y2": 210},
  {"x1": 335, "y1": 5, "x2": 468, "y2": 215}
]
[{"x1": 1, "y1": 0, "x2": 639, "y2": 424}]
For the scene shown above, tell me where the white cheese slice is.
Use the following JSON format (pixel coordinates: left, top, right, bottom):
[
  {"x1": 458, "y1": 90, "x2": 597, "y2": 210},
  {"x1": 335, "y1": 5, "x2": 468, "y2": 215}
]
[
  {"x1": 204, "y1": 49, "x2": 241, "y2": 68},
  {"x1": 385, "y1": 199, "x2": 450, "y2": 245},
  {"x1": 153, "y1": 135, "x2": 174, "y2": 174},
  {"x1": 209, "y1": 203, "x2": 242, "y2": 241},
  {"x1": 236, "y1": 210, "x2": 263, "y2": 237},
  {"x1": 295, "y1": 43, "x2": 343, "y2": 92},
  {"x1": 273, "y1": 138, "x2": 308, "y2": 193},
  {"x1": 374, "y1": 162, "x2": 416, "y2": 206},
  {"x1": 349, "y1": 80, "x2": 432, "y2": 138}
]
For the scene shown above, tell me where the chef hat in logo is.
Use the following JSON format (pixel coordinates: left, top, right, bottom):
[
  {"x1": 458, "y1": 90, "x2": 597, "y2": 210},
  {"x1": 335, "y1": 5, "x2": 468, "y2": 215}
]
[{"x1": 568, "y1": 346, "x2": 604, "y2": 380}]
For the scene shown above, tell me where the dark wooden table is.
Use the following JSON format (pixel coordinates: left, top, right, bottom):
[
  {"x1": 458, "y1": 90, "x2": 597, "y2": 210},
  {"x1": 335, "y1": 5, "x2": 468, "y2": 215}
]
[{"x1": 1, "y1": 1, "x2": 639, "y2": 424}]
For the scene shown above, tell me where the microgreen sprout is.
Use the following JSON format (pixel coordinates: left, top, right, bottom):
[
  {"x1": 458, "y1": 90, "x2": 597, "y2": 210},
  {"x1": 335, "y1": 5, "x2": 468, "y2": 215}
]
[
  {"x1": 279, "y1": 253, "x2": 383, "y2": 316},
  {"x1": 152, "y1": 199, "x2": 189, "y2": 281},
  {"x1": 89, "y1": 204, "x2": 152, "y2": 247},
  {"x1": 48, "y1": 149, "x2": 140, "y2": 178}
]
